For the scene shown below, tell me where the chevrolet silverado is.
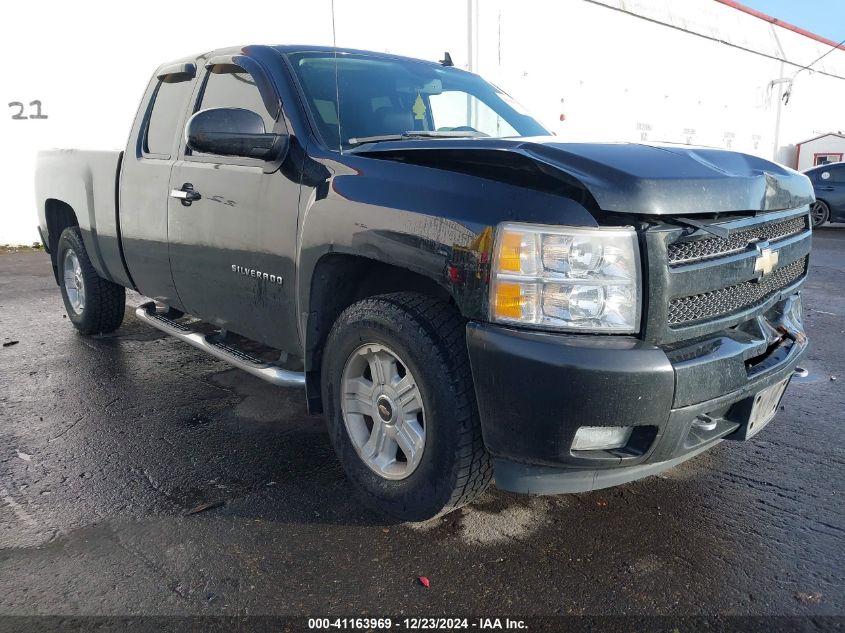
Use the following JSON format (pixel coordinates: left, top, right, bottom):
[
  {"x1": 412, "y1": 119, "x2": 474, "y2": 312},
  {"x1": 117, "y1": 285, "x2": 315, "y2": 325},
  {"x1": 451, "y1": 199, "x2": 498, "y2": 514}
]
[{"x1": 35, "y1": 45, "x2": 813, "y2": 520}]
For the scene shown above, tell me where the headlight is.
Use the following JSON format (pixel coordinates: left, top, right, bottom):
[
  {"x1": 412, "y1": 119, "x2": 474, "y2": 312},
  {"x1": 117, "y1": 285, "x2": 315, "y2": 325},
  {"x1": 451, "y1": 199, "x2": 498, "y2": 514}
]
[{"x1": 490, "y1": 223, "x2": 642, "y2": 333}]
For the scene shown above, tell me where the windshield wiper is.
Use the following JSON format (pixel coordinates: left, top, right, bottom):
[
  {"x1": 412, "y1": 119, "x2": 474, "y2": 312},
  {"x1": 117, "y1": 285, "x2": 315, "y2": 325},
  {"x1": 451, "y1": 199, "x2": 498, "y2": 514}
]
[
  {"x1": 670, "y1": 216, "x2": 731, "y2": 238},
  {"x1": 347, "y1": 130, "x2": 489, "y2": 147}
]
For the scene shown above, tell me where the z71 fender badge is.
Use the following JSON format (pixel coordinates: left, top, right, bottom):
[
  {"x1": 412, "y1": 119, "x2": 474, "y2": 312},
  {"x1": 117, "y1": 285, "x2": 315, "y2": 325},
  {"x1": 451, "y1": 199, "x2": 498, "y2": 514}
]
[{"x1": 232, "y1": 264, "x2": 283, "y2": 285}]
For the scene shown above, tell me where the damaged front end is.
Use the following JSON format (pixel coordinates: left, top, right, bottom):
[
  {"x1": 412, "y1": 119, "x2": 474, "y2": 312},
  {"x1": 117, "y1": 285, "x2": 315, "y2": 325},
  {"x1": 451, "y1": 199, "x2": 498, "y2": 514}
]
[
  {"x1": 349, "y1": 137, "x2": 815, "y2": 217},
  {"x1": 459, "y1": 162, "x2": 812, "y2": 493},
  {"x1": 640, "y1": 206, "x2": 811, "y2": 448}
]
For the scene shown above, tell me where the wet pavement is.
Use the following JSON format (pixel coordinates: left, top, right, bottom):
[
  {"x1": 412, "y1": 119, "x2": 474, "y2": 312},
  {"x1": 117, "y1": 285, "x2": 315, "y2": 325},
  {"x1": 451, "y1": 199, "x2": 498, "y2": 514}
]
[{"x1": 0, "y1": 229, "x2": 843, "y2": 618}]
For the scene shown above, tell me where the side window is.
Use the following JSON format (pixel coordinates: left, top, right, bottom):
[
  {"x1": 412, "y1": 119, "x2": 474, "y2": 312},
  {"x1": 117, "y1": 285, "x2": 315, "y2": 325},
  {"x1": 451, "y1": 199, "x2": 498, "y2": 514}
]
[
  {"x1": 144, "y1": 79, "x2": 193, "y2": 157},
  {"x1": 828, "y1": 167, "x2": 845, "y2": 183},
  {"x1": 197, "y1": 69, "x2": 276, "y2": 131}
]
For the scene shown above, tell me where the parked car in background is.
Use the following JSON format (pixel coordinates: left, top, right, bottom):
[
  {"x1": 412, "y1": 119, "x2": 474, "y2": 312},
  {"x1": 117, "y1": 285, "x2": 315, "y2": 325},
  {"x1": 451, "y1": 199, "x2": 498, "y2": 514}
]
[{"x1": 805, "y1": 162, "x2": 845, "y2": 227}]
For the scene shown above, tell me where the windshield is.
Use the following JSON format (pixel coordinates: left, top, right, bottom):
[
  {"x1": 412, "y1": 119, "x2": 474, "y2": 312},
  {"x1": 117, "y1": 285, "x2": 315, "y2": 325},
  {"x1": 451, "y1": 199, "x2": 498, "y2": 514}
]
[{"x1": 287, "y1": 52, "x2": 549, "y2": 151}]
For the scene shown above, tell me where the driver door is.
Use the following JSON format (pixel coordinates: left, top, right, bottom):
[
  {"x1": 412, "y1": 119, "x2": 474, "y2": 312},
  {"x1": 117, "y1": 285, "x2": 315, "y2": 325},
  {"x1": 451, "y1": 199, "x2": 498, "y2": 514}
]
[{"x1": 167, "y1": 59, "x2": 300, "y2": 351}]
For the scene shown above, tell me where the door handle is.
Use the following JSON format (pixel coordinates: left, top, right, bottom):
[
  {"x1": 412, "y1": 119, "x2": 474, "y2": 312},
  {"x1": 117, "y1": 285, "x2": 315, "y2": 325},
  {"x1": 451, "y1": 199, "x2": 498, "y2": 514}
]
[
  {"x1": 170, "y1": 183, "x2": 202, "y2": 206},
  {"x1": 818, "y1": 186, "x2": 835, "y2": 191}
]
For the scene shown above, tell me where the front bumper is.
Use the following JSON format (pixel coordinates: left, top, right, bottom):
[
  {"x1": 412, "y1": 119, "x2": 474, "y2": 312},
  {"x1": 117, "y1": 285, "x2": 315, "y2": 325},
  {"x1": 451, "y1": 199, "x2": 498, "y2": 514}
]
[{"x1": 466, "y1": 294, "x2": 807, "y2": 494}]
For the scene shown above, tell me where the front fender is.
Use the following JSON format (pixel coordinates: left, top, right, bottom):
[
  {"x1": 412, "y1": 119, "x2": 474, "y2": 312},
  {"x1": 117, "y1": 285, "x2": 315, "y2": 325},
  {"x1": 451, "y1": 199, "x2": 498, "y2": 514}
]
[{"x1": 295, "y1": 153, "x2": 599, "y2": 349}]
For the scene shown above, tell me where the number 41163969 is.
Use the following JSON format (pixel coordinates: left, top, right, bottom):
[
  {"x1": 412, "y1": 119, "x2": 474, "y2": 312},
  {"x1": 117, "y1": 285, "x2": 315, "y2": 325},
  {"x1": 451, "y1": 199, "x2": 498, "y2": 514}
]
[{"x1": 8, "y1": 100, "x2": 48, "y2": 120}]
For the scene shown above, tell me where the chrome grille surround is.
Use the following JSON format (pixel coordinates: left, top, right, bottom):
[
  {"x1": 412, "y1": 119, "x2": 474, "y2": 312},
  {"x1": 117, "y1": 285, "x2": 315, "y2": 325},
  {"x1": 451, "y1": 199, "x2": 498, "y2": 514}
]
[{"x1": 667, "y1": 215, "x2": 808, "y2": 265}]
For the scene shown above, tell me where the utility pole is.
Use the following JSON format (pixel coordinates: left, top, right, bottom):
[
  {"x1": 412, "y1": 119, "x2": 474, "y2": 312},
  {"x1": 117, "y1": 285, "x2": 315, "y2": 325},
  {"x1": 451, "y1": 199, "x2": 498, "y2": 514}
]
[
  {"x1": 466, "y1": 0, "x2": 474, "y2": 125},
  {"x1": 772, "y1": 61, "x2": 785, "y2": 164},
  {"x1": 466, "y1": 0, "x2": 474, "y2": 72}
]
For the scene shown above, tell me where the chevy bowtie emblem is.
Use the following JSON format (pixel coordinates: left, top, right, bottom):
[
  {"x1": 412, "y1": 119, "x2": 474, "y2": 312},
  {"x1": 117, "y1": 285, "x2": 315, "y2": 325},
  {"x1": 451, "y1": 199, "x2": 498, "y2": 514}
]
[{"x1": 753, "y1": 245, "x2": 779, "y2": 277}]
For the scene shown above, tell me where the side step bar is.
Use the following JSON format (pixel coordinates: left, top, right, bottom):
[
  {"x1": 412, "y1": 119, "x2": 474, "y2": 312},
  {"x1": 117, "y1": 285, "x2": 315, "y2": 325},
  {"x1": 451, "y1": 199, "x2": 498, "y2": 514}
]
[{"x1": 135, "y1": 302, "x2": 305, "y2": 388}]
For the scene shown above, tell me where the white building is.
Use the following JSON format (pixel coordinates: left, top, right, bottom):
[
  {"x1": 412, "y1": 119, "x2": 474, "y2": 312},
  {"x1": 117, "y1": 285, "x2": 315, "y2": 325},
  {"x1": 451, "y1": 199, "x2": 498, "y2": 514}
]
[
  {"x1": 2, "y1": 0, "x2": 844, "y2": 244},
  {"x1": 795, "y1": 133, "x2": 845, "y2": 171}
]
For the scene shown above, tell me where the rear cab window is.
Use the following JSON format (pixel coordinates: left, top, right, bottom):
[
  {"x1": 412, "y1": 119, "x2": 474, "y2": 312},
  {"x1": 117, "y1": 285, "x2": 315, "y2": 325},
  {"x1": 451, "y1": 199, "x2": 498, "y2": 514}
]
[{"x1": 143, "y1": 72, "x2": 195, "y2": 158}]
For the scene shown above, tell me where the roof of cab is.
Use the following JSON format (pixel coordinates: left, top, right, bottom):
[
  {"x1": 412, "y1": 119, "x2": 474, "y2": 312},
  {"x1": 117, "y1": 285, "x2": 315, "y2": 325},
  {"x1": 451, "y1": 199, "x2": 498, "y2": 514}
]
[
  {"x1": 156, "y1": 44, "x2": 456, "y2": 77},
  {"x1": 271, "y1": 44, "x2": 447, "y2": 67}
]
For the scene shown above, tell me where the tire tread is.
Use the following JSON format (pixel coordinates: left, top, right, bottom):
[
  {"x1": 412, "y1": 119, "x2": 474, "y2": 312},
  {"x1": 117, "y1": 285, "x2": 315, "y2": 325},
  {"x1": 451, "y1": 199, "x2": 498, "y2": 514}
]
[
  {"x1": 58, "y1": 227, "x2": 125, "y2": 335},
  {"x1": 325, "y1": 292, "x2": 493, "y2": 519}
]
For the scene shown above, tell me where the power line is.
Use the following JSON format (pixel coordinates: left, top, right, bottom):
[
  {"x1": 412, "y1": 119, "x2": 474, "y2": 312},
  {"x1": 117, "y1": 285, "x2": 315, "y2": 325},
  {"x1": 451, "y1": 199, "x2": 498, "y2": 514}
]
[
  {"x1": 794, "y1": 35, "x2": 845, "y2": 77},
  {"x1": 781, "y1": 34, "x2": 845, "y2": 104},
  {"x1": 582, "y1": 0, "x2": 845, "y2": 82}
]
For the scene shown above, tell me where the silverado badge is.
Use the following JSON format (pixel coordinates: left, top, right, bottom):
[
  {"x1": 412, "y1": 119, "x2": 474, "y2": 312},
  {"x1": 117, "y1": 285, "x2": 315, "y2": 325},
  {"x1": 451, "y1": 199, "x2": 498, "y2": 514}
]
[{"x1": 232, "y1": 264, "x2": 284, "y2": 285}]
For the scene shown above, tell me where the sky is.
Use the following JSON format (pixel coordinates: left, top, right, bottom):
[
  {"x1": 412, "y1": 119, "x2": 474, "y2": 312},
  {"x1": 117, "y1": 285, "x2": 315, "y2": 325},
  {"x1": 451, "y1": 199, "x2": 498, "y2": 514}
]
[{"x1": 737, "y1": 0, "x2": 845, "y2": 44}]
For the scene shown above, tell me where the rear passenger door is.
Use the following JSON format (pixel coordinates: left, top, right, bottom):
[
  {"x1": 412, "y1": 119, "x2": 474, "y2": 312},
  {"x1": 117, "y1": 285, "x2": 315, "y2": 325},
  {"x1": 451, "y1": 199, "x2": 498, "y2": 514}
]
[
  {"x1": 167, "y1": 57, "x2": 301, "y2": 352},
  {"x1": 119, "y1": 63, "x2": 196, "y2": 307}
]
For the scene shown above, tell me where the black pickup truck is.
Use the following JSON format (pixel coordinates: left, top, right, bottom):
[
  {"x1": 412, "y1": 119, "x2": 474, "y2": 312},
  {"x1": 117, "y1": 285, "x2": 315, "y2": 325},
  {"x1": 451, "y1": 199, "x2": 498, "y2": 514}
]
[{"x1": 35, "y1": 45, "x2": 813, "y2": 521}]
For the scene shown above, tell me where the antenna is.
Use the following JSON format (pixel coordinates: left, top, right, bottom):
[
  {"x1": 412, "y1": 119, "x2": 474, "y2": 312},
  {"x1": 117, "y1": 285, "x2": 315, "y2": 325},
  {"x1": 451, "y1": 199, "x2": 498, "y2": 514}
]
[
  {"x1": 439, "y1": 52, "x2": 454, "y2": 67},
  {"x1": 331, "y1": 0, "x2": 342, "y2": 151}
]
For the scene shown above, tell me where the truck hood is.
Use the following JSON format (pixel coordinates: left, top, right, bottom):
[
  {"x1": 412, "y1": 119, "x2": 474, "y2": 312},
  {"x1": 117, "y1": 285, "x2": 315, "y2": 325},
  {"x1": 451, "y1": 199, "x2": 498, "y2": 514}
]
[{"x1": 350, "y1": 137, "x2": 814, "y2": 215}]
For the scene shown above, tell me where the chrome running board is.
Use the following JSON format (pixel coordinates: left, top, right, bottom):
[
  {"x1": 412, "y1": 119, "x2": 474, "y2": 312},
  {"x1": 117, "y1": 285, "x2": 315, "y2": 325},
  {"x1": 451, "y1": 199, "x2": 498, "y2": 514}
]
[{"x1": 135, "y1": 302, "x2": 305, "y2": 388}]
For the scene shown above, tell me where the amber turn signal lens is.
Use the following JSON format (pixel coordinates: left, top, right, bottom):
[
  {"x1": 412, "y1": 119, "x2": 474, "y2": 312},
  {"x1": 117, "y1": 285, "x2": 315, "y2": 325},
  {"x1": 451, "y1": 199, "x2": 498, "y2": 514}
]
[
  {"x1": 493, "y1": 282, "x2": 524, "y2": 319},
  {"x1": 498, "y1": 231, "x2": 525, "y2": 272}
]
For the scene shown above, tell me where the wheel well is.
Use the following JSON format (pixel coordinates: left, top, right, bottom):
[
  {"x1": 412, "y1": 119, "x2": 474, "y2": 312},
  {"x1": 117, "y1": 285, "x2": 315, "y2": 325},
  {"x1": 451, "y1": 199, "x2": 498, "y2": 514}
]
[
  {"x1": 45, "y1": 199, "x2": 78, "y2": 284},
  {"x1": 304, "y1": 254, "x2": 452, "y2": 413}
]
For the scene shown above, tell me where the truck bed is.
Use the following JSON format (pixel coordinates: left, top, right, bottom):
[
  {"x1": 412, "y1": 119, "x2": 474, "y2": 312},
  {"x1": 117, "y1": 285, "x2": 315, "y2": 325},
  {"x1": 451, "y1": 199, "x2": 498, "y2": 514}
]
[{"x1": 35, "y1": 149, "x2": 130, "y2": 287}]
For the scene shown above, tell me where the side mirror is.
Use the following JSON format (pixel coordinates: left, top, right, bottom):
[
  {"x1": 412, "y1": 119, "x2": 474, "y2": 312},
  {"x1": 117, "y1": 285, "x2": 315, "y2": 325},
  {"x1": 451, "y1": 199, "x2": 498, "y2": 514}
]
[{"x1": 186, "y1": 107, "x2": 288, "y2": 161}]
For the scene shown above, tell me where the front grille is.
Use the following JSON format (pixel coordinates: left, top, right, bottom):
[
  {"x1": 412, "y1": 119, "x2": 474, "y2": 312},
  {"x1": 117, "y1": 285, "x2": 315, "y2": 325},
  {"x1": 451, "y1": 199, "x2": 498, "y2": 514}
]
[
  {"x1": 668, "y1": 257, "x2": 808, "y2": 326},
  {"x1": 667, "y1": 215, "x2": 808, "y2": 265}
]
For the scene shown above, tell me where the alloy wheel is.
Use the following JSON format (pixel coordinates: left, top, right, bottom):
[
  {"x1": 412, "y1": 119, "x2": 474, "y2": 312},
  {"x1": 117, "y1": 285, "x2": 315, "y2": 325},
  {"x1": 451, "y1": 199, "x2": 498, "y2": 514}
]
[
  {"x1": 341, "y1": 343, "x2": 426, "y2": 480},
  {"x1": 810, "y1": 201, "x2": 829, "y2": 228},
  {"x1": 62, "y1": 249, "x2": 85, "y2": 314}
]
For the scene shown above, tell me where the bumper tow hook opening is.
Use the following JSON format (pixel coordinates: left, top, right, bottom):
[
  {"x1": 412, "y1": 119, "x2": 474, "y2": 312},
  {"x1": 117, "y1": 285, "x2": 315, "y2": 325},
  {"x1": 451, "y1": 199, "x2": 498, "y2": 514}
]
[{"x1": 692, "y1": 414, "x2": 718, "y2": 432}]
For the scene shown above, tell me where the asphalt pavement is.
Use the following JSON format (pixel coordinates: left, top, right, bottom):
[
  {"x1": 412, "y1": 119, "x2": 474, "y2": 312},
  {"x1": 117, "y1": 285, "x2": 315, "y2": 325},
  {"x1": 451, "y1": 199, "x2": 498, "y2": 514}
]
[{"x1": 0, "y1": 229, "x2": 843, "y2": 620}]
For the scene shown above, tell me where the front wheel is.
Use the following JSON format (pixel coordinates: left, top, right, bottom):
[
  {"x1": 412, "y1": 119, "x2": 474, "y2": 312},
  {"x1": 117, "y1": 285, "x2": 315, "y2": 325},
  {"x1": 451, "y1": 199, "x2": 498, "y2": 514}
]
[
  {"x1": 322, "y1": 293, "x2": 492, "y2": 521},
  {"x1": 57, "y1": 227, "x2": 125, "y2": 334},
  {"x1": 811, "y1": 200, "x2": 830, "y2": 228}
]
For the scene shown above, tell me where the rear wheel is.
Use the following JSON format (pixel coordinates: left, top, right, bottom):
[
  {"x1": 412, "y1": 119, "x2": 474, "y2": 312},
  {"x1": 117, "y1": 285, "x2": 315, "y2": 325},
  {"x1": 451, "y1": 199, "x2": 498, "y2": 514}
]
[
  {"x1": 811, "y1": 200, "x2": 830, "y2": 228},
  {"x1": 57, "y1": 227, "x2": 125, "y2": 334},
  {"x1": 322, "y1": 293, "x2": 492, "y2": 521}
]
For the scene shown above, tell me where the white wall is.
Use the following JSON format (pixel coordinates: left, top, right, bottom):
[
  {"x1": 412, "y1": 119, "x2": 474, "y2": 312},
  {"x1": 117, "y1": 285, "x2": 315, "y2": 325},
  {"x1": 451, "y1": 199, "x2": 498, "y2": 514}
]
[
  {"x1": 472, "y1": 0, "x2": 845, "y2": 162},
  {"x1": 2, "y1": 0, "x2": 844, "y2": 244},
  {"x1": 0, "y1": 0, "x2": 468, "y2": 245},
  {"x1": 796, "y1": 135, "x2": 845, "y2": 170}
]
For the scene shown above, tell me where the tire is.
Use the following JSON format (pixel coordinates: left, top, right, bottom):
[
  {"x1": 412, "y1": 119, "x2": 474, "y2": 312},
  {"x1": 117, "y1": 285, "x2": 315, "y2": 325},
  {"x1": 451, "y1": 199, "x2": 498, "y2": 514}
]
[
  {"x1": 811, "y1": 200, "x2": 830, "y2": 228},
  {"x1": 322, "y1": 292, "x2": 493, "y2": 521},
  {"x1": 57, "y1": 227, "x2": 125, "y2": 335}
]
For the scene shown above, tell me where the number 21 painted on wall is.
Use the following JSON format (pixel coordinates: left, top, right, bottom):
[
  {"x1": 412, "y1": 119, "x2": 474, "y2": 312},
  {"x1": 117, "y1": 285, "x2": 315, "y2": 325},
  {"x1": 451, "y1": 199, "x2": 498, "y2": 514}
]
[{"x1": 8, "y1": 100, "x2": 48, "y2": 120}]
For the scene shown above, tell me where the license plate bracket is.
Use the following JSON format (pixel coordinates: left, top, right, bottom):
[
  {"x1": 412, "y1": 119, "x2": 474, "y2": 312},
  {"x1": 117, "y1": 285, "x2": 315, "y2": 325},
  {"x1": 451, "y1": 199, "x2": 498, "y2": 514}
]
[{"x1": 728, "y1": 378, "x2": 790, "y2": 441}]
